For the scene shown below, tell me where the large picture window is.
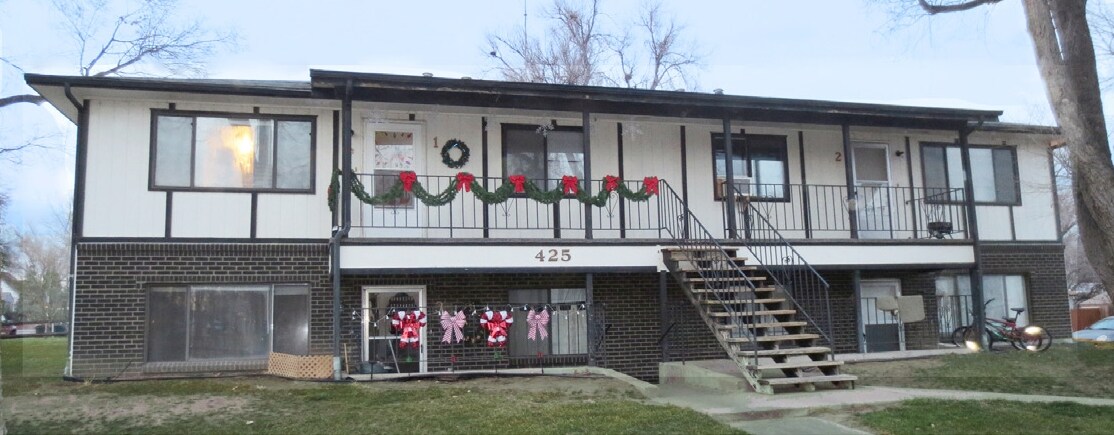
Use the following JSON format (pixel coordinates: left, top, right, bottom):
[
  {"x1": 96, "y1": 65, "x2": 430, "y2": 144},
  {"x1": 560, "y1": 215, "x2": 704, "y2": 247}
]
[
  {"x1": 921, "y1": 143, "x2": 1019, "y2": 205},
  {"x1": 507, "y1": 288, "x2": 588, "y2": 357},
  {"x1": 502, "y1": 124, "x2": 584, "y2": 190},
  {"x1": 712, "y1": 134, "x2": 789, "y2": 201},
  {"x1": 151, "y1": 110, "x2": 315, "y2": 192},
  {"x1": 147, "y1": 284, "x2": 310, "y2": 362},
  {"x1": 936, "y1": 274, "x2": 1029, "y2": 327}
]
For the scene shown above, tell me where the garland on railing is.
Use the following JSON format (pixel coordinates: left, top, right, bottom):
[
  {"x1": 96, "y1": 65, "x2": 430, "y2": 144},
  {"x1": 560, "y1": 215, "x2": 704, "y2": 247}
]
[{"x1": 328, "y1": 171, "x2": 659, "y2": 212}]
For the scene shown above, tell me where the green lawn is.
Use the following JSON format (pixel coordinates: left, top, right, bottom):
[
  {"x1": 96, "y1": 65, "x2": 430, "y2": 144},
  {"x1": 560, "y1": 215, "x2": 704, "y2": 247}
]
[
  {"x1": 1, "y1": 338, "x2": 741, "y2": 434},
  {"x1": 859, "y1": 399, "x2": 1114, "y2": 435},
  {"x1": 843, "y1": 345, "x2": 1114, "y2": 398}
]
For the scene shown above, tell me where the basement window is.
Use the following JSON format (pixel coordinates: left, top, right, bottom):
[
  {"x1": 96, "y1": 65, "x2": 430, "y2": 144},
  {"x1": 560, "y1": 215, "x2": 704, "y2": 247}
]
[
  {"x1": 150, "y1": 110, "x2": 316, "y2": 193},
  {"x1": 146, "y1": 283, "x2": 310, "y2": 362}
]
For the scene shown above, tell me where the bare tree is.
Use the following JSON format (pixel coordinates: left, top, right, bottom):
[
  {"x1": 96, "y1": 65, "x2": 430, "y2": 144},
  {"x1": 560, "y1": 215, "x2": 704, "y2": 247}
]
[
  {"x1": 0, "y1": 0, "x2": 236, "y2": 110},
  {"x1": 879, "y1": 1, "x2": 1114, "y2": 304},
  {"x1": 486, "y1": 0, "x2": 702, "y2": 90},
  {"x1": 10, "y1": 229, "x2": 69, "y2": 324}
]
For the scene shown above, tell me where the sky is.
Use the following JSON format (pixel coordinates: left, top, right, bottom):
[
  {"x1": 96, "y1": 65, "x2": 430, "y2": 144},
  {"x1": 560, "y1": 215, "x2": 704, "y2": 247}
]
[{"x1": 0, "y1": 0, "x2": 1071, "y2": 230}]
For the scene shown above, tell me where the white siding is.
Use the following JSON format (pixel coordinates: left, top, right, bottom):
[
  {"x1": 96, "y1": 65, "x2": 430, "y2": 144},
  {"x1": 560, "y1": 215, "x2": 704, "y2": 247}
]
[
  {"x1": 171, "y1": 192, "x2": 251, "y2": 238},
  {"x1": 83, "y1": 100, "x2": 166, "y2": 237}
]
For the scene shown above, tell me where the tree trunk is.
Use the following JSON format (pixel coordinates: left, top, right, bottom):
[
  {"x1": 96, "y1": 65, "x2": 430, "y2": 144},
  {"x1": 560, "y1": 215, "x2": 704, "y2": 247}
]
[{"x1": 1023, "y1": 0, "x2": 1114, "y2": 303}]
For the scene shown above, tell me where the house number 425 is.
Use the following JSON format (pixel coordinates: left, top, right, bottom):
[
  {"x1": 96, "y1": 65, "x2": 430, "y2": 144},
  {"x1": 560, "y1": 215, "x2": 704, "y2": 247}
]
[{"x1": 535, "y1": 249, "x2": 572, "y2": 262}]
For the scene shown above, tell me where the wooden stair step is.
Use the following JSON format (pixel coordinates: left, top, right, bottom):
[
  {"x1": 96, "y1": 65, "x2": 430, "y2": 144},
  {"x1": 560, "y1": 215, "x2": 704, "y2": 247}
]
[
  {"x1": 680, "y1": 266, "x2": 758, "y2": 272},
  {"x1": 687, "y1": 276, "x2": 767, "y2": 282},
  {"x1": 700, "y1": 298, "x2": 784, "y2": 305},
  {"x1": 749, "y1": 360, "x2": 844, "y2": 371},
  {"x1": 691, "y1": 287, "x2": 777, "y2": 294},
  {"x1": 747, "y1": 346, "x2": 832, "y2": 357},
  {"x1": 716, "y1": 321, "x2": 808, "y2": 330},
  {"x1": 709, "y1": 309, "x2": 796, "y2": 317},
  {"x1": 724, "y1": 333, "x2": 820, "y2": 343},
  {"x1": 759, "y1": 374, "x2": 858, "y2": 386}
]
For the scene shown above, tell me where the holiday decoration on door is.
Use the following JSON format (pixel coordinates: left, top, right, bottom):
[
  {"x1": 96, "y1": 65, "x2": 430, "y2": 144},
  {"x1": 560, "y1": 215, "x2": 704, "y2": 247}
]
[
  {"x1": 479, "y1": 309, "x2": 514, "y2": 347},
  {"x1": 391, "y1": 310, "x2": 427, "y2": 349},
  {"x1": 329, "y1": 170, "x2": 660, "y2": 212},
  {"x1": 526, "y1": 308, "x2": 550, "y2": 341},
  {"x1": 440, "y1": 310, "x2": 467, "y2": 344}
]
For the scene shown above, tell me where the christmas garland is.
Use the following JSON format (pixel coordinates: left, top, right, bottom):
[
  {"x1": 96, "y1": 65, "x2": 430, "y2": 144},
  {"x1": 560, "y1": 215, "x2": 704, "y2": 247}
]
[
  {"x1": 328, "y1": 171, "x2": 659, "y2": 212},
  {"x1": 440, "y1": 139, "x2": 470, "y2": 169}
]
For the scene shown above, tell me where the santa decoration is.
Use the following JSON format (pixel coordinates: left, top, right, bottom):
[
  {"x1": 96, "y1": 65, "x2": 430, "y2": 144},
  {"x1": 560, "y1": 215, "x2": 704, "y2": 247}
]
[
  {"x1": 479, "y1": 309, "x2": 514, "y2": 347},
  {"x1": 391, "y1": 309, "x2": 427, "y2": 349}
]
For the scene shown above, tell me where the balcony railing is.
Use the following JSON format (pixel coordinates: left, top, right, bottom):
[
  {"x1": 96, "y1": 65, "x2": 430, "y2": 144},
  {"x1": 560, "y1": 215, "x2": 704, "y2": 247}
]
[{"x1": 726, "y1": 184, "x2": 968, "y2": 241}]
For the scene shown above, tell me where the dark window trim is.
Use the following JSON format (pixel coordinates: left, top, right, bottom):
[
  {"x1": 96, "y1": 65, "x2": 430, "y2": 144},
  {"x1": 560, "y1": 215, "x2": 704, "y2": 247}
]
[
  {"x1": 148, "y1": 109, "x2": 318, "y2": 194},
  {"x1": 500, "y1": 123, "x2": 586, "y2": 186},
  {"x1": 507, "y1": 287, "x2": 588, "y2": 357},
  {"x1": 919, "y1": 142, "x2": 1022, "y2": 206},
  {"x1": 143, "y1": 282, "x2": 312, "y2": 363},
  {"x1": 710, "y1": 132, "x2": 791, "y2": 203}
]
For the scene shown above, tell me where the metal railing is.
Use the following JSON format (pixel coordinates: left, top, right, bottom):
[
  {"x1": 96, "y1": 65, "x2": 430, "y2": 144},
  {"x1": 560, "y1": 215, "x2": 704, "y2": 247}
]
[
  {"x1": 937, "y1": 294, "x2": 974, "y2": 343},
  {"x1": 351, "y1": 173, "x2": 661, "y2": 239},
  {"x1": 729, "y1": 184, "x2": 967, "y2": 240},
  {"x1": 731, "y1": 184, "x2": 835, "y2": 351},
  {"x1": 658, "y1": 180, "x2": 762, "y2": 365}
]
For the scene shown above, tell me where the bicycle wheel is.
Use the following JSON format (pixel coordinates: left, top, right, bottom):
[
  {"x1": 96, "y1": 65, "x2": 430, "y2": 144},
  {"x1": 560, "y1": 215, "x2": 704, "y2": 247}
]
[
  {"x1": 1016, "y1": 326, "x2": 1052, "y2": 352},
  {"x1": 951, "y1": 326, "x2": 969, "y2": 347}
]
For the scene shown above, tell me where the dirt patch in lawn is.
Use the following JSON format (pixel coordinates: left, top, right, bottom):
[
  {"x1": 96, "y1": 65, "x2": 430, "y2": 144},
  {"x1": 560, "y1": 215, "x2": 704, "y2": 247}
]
[
  {"x1": 4, "y1": 393, "x2": 250, "y2": 431},
  {"x1": 355, "y1": 374, "x2": 643, "y2": 399}
]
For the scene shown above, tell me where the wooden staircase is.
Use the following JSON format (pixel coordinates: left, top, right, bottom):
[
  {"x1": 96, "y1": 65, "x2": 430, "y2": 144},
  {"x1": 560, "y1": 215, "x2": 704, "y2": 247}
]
[{"x1": 663, "y1": 247, "x2": 856, "y2": 394}]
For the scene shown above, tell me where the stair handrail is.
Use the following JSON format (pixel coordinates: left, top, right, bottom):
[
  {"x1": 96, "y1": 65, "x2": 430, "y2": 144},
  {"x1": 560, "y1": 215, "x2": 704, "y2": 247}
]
[
  {"x1": 658, "y1": 181, "x2": 762, "y2": 366},
  {"x1": 732, "y1": 186, "x2": 834, "y2": 349}
]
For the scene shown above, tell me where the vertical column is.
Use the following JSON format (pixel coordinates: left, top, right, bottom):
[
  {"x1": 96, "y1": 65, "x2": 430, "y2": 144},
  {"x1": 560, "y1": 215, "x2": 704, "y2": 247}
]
[
  {"x1": 853, "y1": 269, "x2": 864, "y2": 353},
  {"x1": 585, "y1": 273, "x2": 596, "y2": 365},
  {"x1": 798, "y1": 131, "x2": 812, "y2": 239},
  {"x1": 723, "y1": 117, "x2": 738, "y2": 238},
  {"x1": 617, "y1": 122, "x2": 626, "y2": 238},
  {"x1": 482, "y1": 117, "x2": 490, "y2": 239},
  {"x1": 659, "y1": 271, "x2": 669, "y2": 361},
  {"x1": 583, "y1": 111, "x2": 593, "y2": 239},
  {"x1": 958, "y1": 127, "x2": 986, "y2": 349},
  {"x1": 842, "y1": 123, "x2": 859, "y2": 239}
]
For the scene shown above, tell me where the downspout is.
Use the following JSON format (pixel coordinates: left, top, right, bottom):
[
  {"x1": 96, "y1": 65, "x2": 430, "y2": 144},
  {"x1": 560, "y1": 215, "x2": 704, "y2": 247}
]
[
  {"x1": 330, "y1": 79, "x2": 354, "y2": 380},
  {"x1": 63, "y1": 83, "x2": 86, "y2": 378}
]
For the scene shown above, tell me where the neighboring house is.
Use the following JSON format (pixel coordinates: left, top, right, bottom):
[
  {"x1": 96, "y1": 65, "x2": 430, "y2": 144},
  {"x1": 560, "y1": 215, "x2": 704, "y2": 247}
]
[{"x1": 26, "y1": 71, "x2": 1068, "y2": 393}]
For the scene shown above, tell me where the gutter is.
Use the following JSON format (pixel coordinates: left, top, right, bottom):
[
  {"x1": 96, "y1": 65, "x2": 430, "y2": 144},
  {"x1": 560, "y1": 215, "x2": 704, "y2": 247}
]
[
  {"x1": 62, "y1": 83, "x2": 85, "y2": 378},
  {"x1": 330, "y1": 79, "x2": 354, "y2": 381}
]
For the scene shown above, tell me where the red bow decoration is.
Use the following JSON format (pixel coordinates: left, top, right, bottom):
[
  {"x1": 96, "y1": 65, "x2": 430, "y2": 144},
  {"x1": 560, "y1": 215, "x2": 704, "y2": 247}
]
[
  {"x1": 561, "y1": 176, "x2": 579, "y2": 195},
  {"x1": 479, "y1": 310, "x2": 514, "y2": 347},
  {"x1": 455, "y1": 172, "x2": 475, "y2": 192},
  {"x1": 399, "y1": 171, "x2": 417, "y2": 192},
  {"x1": 603, "y1": 175, "x2": 621, "y2": 192},
  {"x1": 391, "y1": 310, "x2": 427, "y2": 349},
  {"x1": 643, "y1": 176, "x2": 660, "y2": 195},
  {"x1": 509, "y1": 175, "x2": 526, "y2": 193},
  {"x1": 440, "y1": 310, "x2": 466, "y2": 344},
  {"x1": 527, "y1": 309, "x2": 550, "y2": 341}
]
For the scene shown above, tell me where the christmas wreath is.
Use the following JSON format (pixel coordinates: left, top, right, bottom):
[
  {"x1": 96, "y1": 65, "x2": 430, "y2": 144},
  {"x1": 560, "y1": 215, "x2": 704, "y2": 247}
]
[{"x1": 440, "y1": 139, "x2": 470, "y2": 169}]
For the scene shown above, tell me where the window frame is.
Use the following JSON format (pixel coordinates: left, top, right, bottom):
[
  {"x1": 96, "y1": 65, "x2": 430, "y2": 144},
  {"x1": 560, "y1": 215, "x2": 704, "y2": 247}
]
[
  {"x1": 935, "y1": 273, "x2": 1031, "y2": 324},
  {"x1": 143, "y1": 282, "x2": 312, "y2": 363},
  {"x1": 710, "y1": 133, "x2": 791, "y2": 203},
  {"x1": 919, "y1": 142, "x2": 1021, "y2": 206},
  {"x1": 148, "y1": 109, "x2": 318, "y2": 194},
  {"x1": 500, "y1": 123, "x2": 586, "y2": 190}
]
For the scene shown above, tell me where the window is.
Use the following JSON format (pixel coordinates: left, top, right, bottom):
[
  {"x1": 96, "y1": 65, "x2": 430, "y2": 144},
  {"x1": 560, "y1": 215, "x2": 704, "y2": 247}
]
[
  {"x1": 935, "y1": 274, "x2": 1029, "y2": 326},
  {"x1": 921, "y1": 143, "x2": 1018, "y2": 205},
  {"x1": 147, "y1": 284, "x2": 310, "y2": 362},
  {"x1": 507, "y1": 288, "x2": 587, "y2": 357},
  {"x1": 151, "y1": 110, "x2": 315, "y2": 192},
  {"x1": 502, "y1": 124, "x2": 584, "y2": 190},
  {"x1": 712, "y1": 134, "x2": 788, "y2": 201}
]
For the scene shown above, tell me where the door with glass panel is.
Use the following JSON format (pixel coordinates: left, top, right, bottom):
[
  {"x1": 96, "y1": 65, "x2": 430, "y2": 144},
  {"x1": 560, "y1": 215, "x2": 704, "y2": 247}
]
[
  {"x1": 501, "y1": 125, "x2": 585, "y2": 238},
  {"x1": 361, "y1": 286, "x2": 427, "y2": 373},
  {"x1": 859, "y1": 279, "x2": 904, "y2": 352},
  {"x1": 361, "y1": 123, "x2": 425, "y2": 237},
  {"x1": 852, "y1": 143, "x2": 893, "y2": 239}
]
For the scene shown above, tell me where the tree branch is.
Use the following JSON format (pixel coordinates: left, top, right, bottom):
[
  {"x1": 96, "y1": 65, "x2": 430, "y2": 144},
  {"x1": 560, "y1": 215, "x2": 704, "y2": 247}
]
[
  {"x1": 918, "y1": 0, "x2": 1005, "y2": 15},
  {"x1": 0, "y1": 94, "x2": 47, "y2": 109}
]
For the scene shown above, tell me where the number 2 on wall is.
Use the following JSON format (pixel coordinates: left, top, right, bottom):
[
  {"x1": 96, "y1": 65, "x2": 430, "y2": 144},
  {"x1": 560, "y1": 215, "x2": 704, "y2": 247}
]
[{"x1": 535, "y1": 249, "x2": 572, "y2": 262}]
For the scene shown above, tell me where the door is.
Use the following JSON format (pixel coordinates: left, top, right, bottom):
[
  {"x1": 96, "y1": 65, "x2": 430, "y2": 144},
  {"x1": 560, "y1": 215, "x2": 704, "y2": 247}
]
[
  {"x1": 852, "y1": 143, "x2": 893, "y2": 239},
  {"x1": 361, "y1": 122, "x2": 425, "y2": 237},
  {"x1": 860, "y1": 279, "x2": 904, "y2": 352},
  {"x1": 362, "y1": 286, "x2": 427, "y2": 373}
]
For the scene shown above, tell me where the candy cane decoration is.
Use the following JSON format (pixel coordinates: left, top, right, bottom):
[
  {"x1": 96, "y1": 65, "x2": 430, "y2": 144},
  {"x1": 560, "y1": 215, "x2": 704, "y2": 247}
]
[
  {"x1": 391, "y1": 310, "x2": 426, "y2": 349},
  {"x1": 479, "y1": 310, "x2": 513, "y2": 347},
  {"x1": 527, "y1": 308, "x2": 550, "y2": 341},
  {"x1": 440, "y1": 310, "x2": 466, "y2": 344}
]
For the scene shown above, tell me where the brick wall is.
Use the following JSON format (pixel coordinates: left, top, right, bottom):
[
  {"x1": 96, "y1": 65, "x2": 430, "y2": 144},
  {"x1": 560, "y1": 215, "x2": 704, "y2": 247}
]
[
  {"x1": 820, "y1": 270, "x2": 941, "y2": 353},
  {"x1": 979, "y1": 243, "x2": 1070, "y2": 337},
  {"x1": 71, "y1": 242, "x2": 330, "y2": 380}
]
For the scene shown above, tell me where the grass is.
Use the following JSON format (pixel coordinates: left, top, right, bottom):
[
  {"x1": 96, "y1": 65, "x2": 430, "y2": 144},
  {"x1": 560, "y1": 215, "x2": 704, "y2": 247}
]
[
  {"x1": 1, "y1": 338, "x2": 741, "y2": 434},
  {"x1": 843, "y1": 344, "x2": 1114, "y2": 398},
  {"x1": 858, "y1": 399, "x2": 1114, "y2": 435}
]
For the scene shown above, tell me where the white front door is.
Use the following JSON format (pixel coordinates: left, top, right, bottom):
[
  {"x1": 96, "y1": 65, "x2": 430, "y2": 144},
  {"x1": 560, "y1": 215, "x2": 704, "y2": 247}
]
[
  {"x1": 860, "y1": 279, "x2": 905, "y2": 352},
  {"x1": 852, "y1": 143, "x2": 893, "y2": 239},
  {"x1": 361, "y1": 122, "x2": 425, "y2": 238},
  {"x1": 361, "y1": 286, "x2": 427, "y2": 373}
]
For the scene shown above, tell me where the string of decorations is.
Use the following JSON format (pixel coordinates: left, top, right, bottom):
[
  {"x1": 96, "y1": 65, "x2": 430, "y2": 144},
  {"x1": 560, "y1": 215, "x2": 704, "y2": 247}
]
[{"x1": 328, "y1": 170, "x2": 659, "y2": 211}]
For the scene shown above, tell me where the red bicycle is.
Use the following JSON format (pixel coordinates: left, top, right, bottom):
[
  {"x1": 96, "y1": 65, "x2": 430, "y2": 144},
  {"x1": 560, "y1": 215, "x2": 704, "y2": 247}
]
[{"x1": 951, "y1": 298, "x2": 1052, "y2": 352}]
